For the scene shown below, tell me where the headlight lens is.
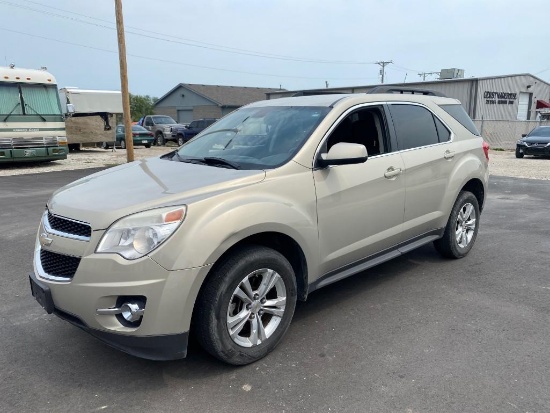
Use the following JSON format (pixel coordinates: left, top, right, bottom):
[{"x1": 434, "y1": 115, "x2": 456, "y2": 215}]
[
  {"x1": 164, "y1": 126, "x2": 171, "y2": 132},
  {"x1": 96, "y1": 206, "x2": 186, "y2": 259}
]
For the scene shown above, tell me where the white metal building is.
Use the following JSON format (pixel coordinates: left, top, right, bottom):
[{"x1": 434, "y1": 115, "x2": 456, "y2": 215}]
[{"x1": 266, "y1": 73, "x2": 550, "y2": 122}]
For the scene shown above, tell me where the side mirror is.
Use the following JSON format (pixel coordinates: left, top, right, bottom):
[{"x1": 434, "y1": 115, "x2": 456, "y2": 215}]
[
  {"x1": 317, "y1": 142, "x2": 368, "y2": 167},
  {"x1": 66, "y1": 103, "x2": 75, "y2": 114},
  {"x1": 521, "y1": 134, "x2": 527, "y2": 137}
]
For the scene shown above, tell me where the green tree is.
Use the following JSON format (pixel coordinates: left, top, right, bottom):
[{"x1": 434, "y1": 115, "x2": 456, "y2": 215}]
[{"x1": 129, "y1": 94, "x2": 159, "y2": 121}]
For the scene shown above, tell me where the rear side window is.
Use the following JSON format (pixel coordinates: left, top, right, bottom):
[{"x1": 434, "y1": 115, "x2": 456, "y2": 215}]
[
  {"x1": 389, "y1": 104, "x2": 439, "y2": 150},
  {"x1": 440, "y1": 104, "x2": 480, "y2": 136}
]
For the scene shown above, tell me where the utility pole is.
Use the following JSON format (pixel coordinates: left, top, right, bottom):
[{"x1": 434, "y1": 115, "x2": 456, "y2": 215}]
[
  {"x1": 376, "y1": 60, "x2": 392, "y2": 84},
  {"x1": 418, "y1": 71, "x2": 440, "y2": 81},
  {"x1": 114, "y1": 0, "x2": 134, "y2": 162}
]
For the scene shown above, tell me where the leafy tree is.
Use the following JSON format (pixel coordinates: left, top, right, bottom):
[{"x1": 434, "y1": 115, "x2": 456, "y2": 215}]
[{"x1": 129, "y1": 94, "x2": 159, "y2": 121}]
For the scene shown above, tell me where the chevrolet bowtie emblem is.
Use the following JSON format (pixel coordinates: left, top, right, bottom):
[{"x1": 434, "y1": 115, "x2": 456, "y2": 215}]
[{"x1": 39, "y1": 232, "x2": 53, "y2": 247}]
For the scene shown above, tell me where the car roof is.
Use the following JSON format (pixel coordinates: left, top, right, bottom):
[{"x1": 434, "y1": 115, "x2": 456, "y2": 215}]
[{"x1": 246, "y1": 93, "x2": 460, "y2": 108}]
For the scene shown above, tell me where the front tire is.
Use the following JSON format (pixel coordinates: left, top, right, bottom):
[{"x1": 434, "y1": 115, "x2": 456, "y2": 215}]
[
  {"x1": 156, "y1": 133, "x2": 165, "y2": 146},
  {"x1": 434, "y1": 191, "x2": 480, "y2": 259},
  {"x1": 515, "y1": 147, "x2": 524, "y2": 158},
  {"x1": 195, "y1": 245, "x2": 297, "y2": 365},
  {"x1": 101, "y1": 141, "x2": 110, "y2": 150}
]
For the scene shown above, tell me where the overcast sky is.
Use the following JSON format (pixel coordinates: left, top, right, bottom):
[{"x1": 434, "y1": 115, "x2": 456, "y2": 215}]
[{"x1": 2, "y1": 0, "x2": 549, "y2": 98}]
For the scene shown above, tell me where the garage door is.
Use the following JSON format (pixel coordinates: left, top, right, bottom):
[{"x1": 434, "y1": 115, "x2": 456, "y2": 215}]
[
  {"x1": 177, "y1": 110, "x2": 192, "y2": 124},
  {"x1": 517, "y1": 92, "x2": 531, "y2": 120}
]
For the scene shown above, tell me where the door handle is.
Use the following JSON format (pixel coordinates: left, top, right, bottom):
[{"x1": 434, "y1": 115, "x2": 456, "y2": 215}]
[
  {"x1": 384, "y1": 167, "x2": 402, "y2": 179},
  {"x1": 444, "y1": 150, "x2": 455, "y2": 160}
]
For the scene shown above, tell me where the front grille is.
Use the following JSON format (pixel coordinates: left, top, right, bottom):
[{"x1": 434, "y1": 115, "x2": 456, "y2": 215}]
[
  {"x1": 40, "y1": 249, "x2": 81, "y2": 279},
  {"x1": 0, "y1": 137, "x2": 60, "y2": 149},
  {"x1": 47, "y1": 211, "x2": 91, "y2": 238}
]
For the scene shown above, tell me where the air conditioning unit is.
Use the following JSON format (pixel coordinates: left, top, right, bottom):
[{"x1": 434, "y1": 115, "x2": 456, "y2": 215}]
[{"x1": 439, "y1": 68, "x2": 465, "y2": 80}]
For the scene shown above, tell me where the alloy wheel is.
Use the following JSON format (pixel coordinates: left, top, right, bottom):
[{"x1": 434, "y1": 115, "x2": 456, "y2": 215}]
[
  {"x1": 227, "y1": 268, "x2": 287, "y2": 348},
  {"x1": 455, "y1": 203, "x2": 476, "y2": 248}
]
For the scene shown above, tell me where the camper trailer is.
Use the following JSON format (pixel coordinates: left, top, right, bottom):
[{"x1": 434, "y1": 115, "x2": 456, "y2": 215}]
[{"x1": 59, "y1": 88, "x2": 123, "y2": 150}]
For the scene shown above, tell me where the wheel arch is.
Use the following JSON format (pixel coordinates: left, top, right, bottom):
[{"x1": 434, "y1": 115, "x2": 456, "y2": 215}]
[{"x1": 460, "y1": 178, "x2": 485, "y2": 212}]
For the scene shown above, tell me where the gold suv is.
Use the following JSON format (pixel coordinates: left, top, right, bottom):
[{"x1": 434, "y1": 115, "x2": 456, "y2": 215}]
[{"x1": 30, "y1": 89, "x2": 489, "y2": 365}]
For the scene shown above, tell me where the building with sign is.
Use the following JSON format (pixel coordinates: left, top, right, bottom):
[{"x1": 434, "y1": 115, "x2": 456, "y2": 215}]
[{"x1": 265, "y1": 73, "x2": 550, "y2": 122}]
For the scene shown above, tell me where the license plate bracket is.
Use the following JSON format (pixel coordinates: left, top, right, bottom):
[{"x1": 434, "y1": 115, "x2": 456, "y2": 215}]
[{"x1": 29, "y1": 274, "x2": 54, "y2": 314}]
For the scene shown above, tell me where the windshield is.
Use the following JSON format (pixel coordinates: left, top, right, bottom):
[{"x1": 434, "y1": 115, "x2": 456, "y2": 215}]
[
  {"x1": 153, "y1": 116, "x2": 176, "y2": 124},
  {"x1": 527, "y1": 127, "x2": 550, "y2": 137},
  {"x1": 174, "y1": 106, "x2": 330, "y2": 170},
  {"x1": 0, "y1": 83, "x2": 61, "y2": 116}
]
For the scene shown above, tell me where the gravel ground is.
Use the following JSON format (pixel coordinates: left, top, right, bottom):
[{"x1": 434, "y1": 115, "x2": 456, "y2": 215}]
[{"x1": 0, "y1": 148, "x2": 548, "y2": 180}]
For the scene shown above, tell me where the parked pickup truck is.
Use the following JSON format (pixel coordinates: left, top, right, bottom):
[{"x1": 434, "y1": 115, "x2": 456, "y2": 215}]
[
  {"x1": 142, "y1": 115, "x2": 186, "y2": 146},
  {"x1": 171, "y1": 118, "x2": 217, "y2": 145}
]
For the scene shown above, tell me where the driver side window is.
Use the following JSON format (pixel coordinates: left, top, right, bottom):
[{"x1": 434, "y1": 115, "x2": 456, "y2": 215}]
[{"x1": 327, "y1": 106, "x2": 388, "y2": 156}]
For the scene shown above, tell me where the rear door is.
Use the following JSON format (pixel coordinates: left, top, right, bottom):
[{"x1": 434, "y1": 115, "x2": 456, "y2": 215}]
[{"x1": 387, "y1": 103, "x2": 455, "y2": 241}]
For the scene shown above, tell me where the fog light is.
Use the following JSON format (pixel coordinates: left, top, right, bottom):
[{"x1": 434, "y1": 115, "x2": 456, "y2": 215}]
[{"x1": 120, "y1": 302, "x2": 145, "y2": 322}]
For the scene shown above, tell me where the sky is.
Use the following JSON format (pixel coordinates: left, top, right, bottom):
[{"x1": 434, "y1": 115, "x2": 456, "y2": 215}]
[{"x1": 1, "y1": 0, "x2": 549, "y2": 98}]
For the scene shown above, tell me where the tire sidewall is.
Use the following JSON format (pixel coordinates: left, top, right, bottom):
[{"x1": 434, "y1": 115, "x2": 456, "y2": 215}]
[
  {"x1": 120, "y1": 139, "x2": 126, "y2": 149},
  {"x1": 206, "y1": 248, "x2": 297, "y2": 364}
]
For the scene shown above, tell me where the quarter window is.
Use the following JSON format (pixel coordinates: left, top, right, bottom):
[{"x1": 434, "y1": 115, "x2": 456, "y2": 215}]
[
  {"x1": 389, "y1": 104, "x2": 439, "y2": 150},
  {"x1": 434, "y1": 116, "x2": 451, "y2": 142}
]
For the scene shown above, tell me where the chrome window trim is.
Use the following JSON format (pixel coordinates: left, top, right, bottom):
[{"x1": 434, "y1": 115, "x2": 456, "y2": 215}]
[
  {"x1": 43, "y1": 210, "x2": 91, "y2": 242},
  {"x1": 34, "y1": 247, "x2": 73, "y2": 282}
]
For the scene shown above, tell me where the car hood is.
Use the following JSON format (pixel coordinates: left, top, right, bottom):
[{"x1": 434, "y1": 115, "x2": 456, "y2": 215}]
[
  {"x1": 48, "y1": 156, "x2": 266, "y2": 229},
  {"x1": 521, "y1": 136, "x2": 550, "y2": 144}
]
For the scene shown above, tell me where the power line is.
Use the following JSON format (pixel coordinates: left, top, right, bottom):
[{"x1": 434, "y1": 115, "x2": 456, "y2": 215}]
[
  {"x1": 0, "y1": 27, "x2": 380, "y2": 82},
  {"x1": 2, "y1": 0, "x2": 377, "y2": 65}
]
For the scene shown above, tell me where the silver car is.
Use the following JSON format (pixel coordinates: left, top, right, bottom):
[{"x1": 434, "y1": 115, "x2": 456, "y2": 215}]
[{"x1": 30, "y1": 90, "x2": 489, "y2": 365}]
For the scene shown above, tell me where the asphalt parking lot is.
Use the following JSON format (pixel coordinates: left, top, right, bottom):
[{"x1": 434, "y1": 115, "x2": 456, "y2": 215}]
[{"x1": 1, "y1": 170, "x2": 549, "y2": 413}]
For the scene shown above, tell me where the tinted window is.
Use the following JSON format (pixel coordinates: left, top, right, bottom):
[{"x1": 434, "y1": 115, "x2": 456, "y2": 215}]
[
  {"x1": 390, "y1": 104, "x2": 439, "y2": 150},
  {"x1": 434, "y1": 116, "x2": 451, "y2": 142},
  {"x1": 198, "y1": 121, "x2": 206, "y2": 128},
  {"x1": 131, "y1": 125, "x2": 148, "y2": 132},
  {"x1": 440, "y1": 104, "x2": 480, "y2": 136},
  {"x1": 189, "y1": 121, "x2": 198, "y2": 128}
]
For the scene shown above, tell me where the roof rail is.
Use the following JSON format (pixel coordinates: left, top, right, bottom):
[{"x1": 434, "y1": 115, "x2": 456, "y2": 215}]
[
  {"x1": 367, "y1": 86, "x2": 447, "y2": 97},
  {"x1": 291, "y1": 91, "x2": 347, "y2": 97}
]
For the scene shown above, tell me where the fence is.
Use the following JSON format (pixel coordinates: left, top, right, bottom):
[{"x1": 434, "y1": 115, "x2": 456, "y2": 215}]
[{"x1": 472, "y1": 119, "x2": 550, "y2": 149}]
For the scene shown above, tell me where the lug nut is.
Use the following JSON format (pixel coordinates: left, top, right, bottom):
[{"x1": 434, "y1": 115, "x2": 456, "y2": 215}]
[
  {"x1": 249, "y1": 313, "x2": 256, "y2": 319},
  {"x1": 258, "y1": 309, "x2": 264, "y2": 316},
  {"x1": 253, "y1": 293, "x2": 259, "y2": 300},
  {"x1": 260, "y1": 298, "x2": 266, "y2": 304},
  {"x1": 246, "y1": 303, "x2": 251, "y2": 310}
]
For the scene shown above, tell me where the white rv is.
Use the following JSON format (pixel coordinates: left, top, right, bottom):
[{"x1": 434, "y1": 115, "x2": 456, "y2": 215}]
[
  {"x1": 0, "y1": 66, "x2": 68, "y2": 163},
  {"x1": 59, "y1": 88, "x2": 123, "y2": 150}
]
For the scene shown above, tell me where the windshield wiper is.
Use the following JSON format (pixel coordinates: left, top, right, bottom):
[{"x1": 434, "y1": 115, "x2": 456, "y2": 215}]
[
  {"x1": 24, "y1": 103, "x2": 47, "y2": 121},
  {"x1": 2, "y1": 102, "x2": 21, "y2": 122},
  {"x1": 203, "y1": 157, "x2": 241, "y2": 169}
]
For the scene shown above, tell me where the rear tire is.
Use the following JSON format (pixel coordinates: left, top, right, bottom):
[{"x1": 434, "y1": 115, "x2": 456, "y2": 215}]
[
  {"x1": 177, "y1": 135, "x2": 186, "y2": 146},
  {"x1": 120, "y1": 139, "x2": 126, "y2": 149},
  {"x1": 434, "y1": 191, "x2": 480, "y2": 259},
  {"x1": 101, "y1": 141, "x2": 110, "y2": 150},
  {"x1": 145, "y1": 144, "x2": 151, "y2": 148},
  {"x1": 194, "y1": 245, "x2": 297, "y2": 365},
  {"x1": 515, "y1": 147, "x2": 524, "y2": 158}
]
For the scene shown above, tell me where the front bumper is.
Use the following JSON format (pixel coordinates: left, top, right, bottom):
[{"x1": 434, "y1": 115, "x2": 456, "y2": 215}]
[
  {"x1": 31, "y1": 215, "x2": 208, "y2": 360},
  {"x1": 517, "y1": 144, "x2": 550, "y2": 156},
  {"x1": 0, "y1": 146, "x2": 68, "y2": 162},
  {"x1": 30, "y1": 272, "x2": 188, "y2": 360}
]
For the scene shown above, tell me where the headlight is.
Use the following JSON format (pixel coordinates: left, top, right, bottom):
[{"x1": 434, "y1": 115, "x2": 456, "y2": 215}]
[
  {"x1": 96, "y1": 206, "x2": 186, "y2": 259},
  {"x1": 57, "y1": 136, "x2": 68, "y2": 146},
  {"x1": 516, "y1": 140, "x2": 525, "y2": 145},
  {"x1": 164, "y1": 126, "x2": 171, "y2": 133}
]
